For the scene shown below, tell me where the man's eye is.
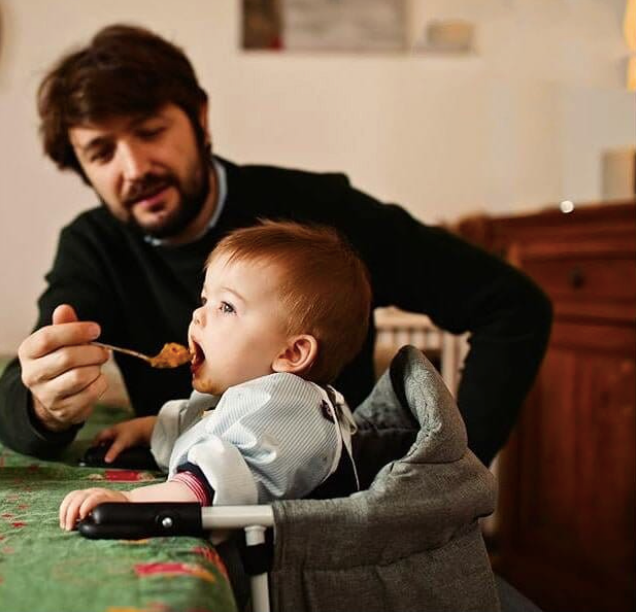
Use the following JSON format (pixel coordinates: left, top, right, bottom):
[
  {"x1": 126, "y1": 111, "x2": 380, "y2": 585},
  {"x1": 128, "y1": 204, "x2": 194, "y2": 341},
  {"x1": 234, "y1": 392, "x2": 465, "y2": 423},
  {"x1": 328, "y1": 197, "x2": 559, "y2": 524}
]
[
  {"x1": 219, "y1": 301, "x2": 235, "y2": 314},
  {"x1": 138, "y1": 126, "x2": 165, "y2": 140},
  {"x1": 89, "y1": 148, "x2": 114, "y2": 164}
]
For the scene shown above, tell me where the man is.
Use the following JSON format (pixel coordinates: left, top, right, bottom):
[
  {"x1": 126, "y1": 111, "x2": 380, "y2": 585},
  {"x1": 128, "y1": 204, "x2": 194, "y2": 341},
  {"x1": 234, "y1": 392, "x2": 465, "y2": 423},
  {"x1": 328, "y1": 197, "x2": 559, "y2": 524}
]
[{"x1": 0, "y1": 24, "x2": 551, "y2": 466}]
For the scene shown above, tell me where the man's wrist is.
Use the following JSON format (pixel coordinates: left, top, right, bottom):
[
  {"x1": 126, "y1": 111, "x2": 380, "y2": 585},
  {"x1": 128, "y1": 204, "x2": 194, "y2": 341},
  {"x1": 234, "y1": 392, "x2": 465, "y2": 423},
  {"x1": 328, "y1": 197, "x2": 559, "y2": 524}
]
[
  {"x1": 32, "y1": 396, "x2": 71, "y2": 433},
  {"x1": 141, "y1": 416, "x2": 158, "y2": 441}
]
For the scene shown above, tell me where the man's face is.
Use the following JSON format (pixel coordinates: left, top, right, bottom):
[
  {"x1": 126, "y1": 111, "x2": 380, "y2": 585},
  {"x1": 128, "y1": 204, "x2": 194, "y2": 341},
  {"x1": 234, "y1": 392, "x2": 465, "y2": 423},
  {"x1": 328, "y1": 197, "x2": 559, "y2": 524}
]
[
  {"x1": 69, "y1": 103, "x2": 210, "y2": 240},
  {"x1": 188, "y1": 256, "x2": 291, "y2": 396}
]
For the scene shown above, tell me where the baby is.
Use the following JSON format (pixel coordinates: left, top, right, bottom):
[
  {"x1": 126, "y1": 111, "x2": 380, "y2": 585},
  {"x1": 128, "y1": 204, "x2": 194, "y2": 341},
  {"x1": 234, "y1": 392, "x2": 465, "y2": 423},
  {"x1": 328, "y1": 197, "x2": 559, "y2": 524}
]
[{"x1": 60, "y1": 220, "x2": 372, "y2": 530}]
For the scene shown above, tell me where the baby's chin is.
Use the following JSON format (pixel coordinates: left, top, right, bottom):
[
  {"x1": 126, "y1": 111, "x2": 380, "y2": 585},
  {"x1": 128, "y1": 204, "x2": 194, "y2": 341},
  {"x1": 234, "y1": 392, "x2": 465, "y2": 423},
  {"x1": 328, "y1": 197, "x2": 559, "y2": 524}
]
[{"x1": 192, "y1": 375, "x2": 225, "y2": 397}]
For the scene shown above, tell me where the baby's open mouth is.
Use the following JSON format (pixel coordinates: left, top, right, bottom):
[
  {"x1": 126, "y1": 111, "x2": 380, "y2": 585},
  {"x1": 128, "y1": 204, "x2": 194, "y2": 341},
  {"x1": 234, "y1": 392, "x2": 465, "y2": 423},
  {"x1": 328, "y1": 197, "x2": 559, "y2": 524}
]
[{"x1": 190, "y1": 340, "x2": 206, "y2": 372}]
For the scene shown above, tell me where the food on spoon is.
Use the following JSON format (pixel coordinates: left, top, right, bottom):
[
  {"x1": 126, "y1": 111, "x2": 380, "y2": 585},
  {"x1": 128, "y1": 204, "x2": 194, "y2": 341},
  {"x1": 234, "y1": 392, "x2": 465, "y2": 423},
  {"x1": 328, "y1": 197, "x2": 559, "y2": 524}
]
[{"x1": 149, "y1": 343, "x2": 192, "y2": 368}]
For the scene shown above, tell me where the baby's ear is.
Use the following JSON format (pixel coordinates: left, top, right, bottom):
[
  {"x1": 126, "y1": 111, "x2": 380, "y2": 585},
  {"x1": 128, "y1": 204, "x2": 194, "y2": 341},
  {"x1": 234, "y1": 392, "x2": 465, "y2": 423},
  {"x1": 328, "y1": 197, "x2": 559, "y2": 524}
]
[{"x1": 272, "y1": 335, "x2": 318, "y2": 375}]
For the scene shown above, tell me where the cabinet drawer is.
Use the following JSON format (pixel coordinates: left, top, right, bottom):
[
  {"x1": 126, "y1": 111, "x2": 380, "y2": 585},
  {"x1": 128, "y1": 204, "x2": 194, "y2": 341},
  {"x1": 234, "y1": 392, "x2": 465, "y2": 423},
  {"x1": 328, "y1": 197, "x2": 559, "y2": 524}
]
[{"x1": 522, "y1": 256, "x2": 635, "y2": 304}]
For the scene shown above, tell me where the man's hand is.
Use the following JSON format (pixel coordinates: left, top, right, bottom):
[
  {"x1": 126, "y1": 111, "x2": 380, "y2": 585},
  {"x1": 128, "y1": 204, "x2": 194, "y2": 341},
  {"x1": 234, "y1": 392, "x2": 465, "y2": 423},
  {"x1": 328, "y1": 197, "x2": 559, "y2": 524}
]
[
  {"x1": 18, "y1": 304, "x2": 110, "y2": 431},
  {"x1": 59, "y1": 488, "x2": 130, "y2": 531},
  {"x1": 92, "y1": 416, "x2": 157, "y2": 463}
]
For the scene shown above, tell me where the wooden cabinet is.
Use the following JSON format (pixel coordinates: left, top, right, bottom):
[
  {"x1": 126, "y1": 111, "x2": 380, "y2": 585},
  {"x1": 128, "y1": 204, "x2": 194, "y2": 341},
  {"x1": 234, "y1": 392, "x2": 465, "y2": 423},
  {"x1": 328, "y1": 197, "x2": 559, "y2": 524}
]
[{"x1": 457, "y1": 201, "x2": 636, "y2": 612}]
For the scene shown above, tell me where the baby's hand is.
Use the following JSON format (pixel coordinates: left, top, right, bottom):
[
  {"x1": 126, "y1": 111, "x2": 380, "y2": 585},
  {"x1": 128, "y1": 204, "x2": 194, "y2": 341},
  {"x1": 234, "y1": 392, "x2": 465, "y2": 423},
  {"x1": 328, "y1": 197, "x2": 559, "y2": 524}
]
[
  {"x1": 93, "y1": 416, "x2": 157, "y2": 463},
  {"x1": 59, "y1": 488, "x2": 130, "y2": 531}
]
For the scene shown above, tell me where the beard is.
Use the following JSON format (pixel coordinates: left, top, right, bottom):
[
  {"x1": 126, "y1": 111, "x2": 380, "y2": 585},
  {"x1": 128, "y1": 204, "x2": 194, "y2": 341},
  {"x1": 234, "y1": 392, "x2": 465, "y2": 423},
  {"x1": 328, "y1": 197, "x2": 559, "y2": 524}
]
[{"x1": 121, "y1": 146, "x2": 211, "y2": 240}]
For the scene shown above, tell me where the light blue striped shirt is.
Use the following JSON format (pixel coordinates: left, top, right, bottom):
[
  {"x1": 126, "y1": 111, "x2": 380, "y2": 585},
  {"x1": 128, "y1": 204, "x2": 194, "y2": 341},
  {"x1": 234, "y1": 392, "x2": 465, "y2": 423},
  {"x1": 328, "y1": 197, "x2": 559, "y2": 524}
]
[{"x1": 151, "y1": 373, "x2": 357, "y2": 505}]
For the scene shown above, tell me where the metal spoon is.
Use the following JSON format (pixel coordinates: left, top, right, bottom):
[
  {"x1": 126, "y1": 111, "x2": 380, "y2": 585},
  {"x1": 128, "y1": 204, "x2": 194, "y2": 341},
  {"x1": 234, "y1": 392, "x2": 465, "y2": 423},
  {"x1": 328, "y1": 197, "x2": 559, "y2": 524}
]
[{"x1": 92, "y1": 341, "x2": 191, "y2": 369}]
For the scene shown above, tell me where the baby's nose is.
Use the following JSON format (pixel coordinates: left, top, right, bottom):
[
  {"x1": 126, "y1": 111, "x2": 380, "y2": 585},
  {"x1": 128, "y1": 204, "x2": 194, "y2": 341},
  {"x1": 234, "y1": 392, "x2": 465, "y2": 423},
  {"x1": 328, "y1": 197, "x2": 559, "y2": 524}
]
[{"x1": 191, "y1": 306, "x2": 204, "y2": 326}]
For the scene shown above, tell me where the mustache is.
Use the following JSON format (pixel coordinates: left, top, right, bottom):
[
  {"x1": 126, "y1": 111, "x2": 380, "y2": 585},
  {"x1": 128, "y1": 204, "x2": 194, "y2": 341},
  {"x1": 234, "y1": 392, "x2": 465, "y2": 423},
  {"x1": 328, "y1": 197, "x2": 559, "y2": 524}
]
[{"x1": 122, "y1": 173, "x2": 177, "y2": 207}]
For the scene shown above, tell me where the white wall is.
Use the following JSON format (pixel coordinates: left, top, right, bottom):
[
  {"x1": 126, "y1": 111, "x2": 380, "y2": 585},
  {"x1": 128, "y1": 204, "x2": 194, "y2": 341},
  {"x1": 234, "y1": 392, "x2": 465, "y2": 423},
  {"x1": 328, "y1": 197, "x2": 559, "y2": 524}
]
[{"x1": 0, "y1": 0, "x2": 633, "y2": 352}]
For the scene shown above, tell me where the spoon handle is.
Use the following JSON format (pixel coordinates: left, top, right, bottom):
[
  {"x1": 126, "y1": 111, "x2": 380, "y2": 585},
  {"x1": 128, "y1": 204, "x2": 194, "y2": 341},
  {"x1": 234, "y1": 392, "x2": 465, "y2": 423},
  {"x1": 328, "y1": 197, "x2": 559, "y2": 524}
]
[{"x1": 91, "y1": 341, "x2": 152, "y2": 363}]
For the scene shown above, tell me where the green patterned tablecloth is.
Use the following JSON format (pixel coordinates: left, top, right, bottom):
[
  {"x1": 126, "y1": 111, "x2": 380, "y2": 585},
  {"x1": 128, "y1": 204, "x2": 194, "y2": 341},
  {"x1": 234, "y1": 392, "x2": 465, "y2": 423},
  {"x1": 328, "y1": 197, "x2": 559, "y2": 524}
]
[{"x1": 0, "y1": 367, "x2": 237, "y2": 612}]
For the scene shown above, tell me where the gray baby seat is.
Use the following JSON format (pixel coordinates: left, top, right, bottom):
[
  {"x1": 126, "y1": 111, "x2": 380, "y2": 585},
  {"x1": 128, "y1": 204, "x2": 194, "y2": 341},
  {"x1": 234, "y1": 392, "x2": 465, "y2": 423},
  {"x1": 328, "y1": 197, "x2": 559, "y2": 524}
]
[{"x1": 80, "y1": 346, "x2": 502, "y2": 612}]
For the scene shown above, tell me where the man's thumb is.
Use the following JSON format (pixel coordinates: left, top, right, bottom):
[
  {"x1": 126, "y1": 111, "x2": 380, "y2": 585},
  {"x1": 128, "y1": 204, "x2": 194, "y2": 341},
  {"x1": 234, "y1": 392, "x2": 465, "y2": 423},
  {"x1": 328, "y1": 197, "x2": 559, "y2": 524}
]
[{"x1": 52, "y1": 304, "x2": 79, "y2": 325}]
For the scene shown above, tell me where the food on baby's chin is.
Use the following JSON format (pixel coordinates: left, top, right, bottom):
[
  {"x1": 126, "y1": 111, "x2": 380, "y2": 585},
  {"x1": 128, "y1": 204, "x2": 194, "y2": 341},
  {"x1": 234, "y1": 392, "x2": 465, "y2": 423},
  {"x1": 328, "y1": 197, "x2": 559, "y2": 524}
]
[{"x1": 149, "y1": 343, "x2": 192, "y2": 368}]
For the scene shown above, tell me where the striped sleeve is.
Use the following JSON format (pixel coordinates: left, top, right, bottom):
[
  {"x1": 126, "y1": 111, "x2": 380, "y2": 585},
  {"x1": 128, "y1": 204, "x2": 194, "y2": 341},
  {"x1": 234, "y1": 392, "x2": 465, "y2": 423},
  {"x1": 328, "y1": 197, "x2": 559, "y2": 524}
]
[{"x1": 170, "y1": 471, "x2": 212, "y2": 506}]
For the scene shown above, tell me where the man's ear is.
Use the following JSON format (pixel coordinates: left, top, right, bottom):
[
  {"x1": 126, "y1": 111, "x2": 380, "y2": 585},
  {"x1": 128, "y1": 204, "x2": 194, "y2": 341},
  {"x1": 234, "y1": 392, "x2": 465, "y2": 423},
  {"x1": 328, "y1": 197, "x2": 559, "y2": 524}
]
[{"x1": 272, "y1": 335, "x2": 318, "y2": 375}]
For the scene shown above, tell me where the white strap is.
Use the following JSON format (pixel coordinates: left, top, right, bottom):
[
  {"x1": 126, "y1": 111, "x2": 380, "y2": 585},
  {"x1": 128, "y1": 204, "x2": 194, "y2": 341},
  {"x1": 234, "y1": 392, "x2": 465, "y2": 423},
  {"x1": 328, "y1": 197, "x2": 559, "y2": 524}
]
[{"x1": 317, "y1": 386, "x2": 360, "y2": 491}]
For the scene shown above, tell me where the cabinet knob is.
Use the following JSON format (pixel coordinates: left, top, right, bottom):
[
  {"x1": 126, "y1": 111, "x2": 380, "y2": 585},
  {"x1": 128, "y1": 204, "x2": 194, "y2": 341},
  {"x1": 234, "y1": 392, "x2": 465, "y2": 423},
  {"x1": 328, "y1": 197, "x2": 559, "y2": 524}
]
[{"x1": 568, "y1": 266, "x2": 586, "y2": 289}]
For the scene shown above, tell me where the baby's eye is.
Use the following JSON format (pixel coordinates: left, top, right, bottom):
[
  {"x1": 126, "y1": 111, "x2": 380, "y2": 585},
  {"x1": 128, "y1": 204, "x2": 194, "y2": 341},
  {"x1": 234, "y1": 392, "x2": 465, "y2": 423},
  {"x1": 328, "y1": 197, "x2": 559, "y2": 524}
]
[
  {"x1": 219, "y1": 301, "x2": 235, "y2": 314},
  {"x1": 200, "y1": 296, "x2": 207, "y2": 306}
]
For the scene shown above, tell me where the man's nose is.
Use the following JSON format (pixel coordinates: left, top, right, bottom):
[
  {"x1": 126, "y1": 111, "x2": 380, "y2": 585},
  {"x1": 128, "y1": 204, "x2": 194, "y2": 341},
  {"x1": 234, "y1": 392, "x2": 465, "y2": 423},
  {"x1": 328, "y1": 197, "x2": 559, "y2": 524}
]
[{"x1": 118, "y1": 141, "x2": 151, "y2": 181}]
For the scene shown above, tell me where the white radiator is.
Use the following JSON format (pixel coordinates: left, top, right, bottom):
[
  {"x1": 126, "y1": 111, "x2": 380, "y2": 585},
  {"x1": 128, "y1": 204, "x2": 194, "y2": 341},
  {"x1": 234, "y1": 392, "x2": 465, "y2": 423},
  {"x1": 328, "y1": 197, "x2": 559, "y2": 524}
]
[{"x1": 374, "y1": 307, "x2": 468, "y2": 396}]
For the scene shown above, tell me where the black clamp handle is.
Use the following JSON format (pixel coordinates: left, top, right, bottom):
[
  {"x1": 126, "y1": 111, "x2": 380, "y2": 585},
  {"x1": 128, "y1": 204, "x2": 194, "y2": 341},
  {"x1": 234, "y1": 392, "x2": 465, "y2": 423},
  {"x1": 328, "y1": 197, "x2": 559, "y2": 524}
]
[{"x1": 78, "y1": 502, "x2": 203, "y2": 539}]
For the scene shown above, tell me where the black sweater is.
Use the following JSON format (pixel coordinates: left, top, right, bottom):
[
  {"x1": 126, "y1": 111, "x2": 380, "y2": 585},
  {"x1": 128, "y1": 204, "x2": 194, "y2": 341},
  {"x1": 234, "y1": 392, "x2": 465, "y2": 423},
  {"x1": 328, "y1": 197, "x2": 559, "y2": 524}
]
[{"x1": 0, "y1": 158, "x2": 552, "y2": 464}]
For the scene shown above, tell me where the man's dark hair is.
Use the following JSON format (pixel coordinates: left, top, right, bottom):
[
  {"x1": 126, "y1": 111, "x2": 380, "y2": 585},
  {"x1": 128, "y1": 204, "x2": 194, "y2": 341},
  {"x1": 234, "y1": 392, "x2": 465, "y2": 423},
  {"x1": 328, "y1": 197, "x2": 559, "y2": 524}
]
[{"x1": 37, "y1": 24, "x2": 208, "y2": 181}]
